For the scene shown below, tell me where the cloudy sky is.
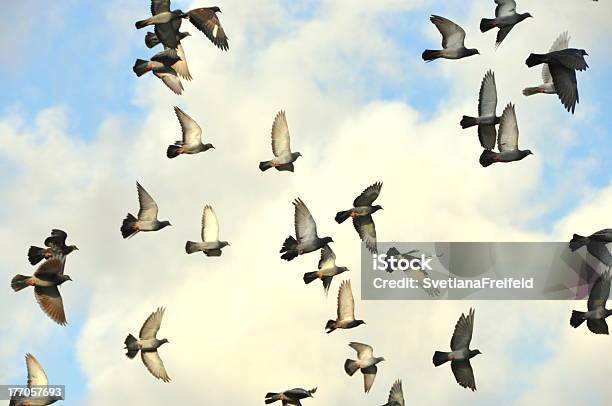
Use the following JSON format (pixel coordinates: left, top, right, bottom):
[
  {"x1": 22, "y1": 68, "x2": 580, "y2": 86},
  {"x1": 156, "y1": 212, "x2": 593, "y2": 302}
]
[{"x1": 1, "y1": 0, "x2": 612, "y2": 404}]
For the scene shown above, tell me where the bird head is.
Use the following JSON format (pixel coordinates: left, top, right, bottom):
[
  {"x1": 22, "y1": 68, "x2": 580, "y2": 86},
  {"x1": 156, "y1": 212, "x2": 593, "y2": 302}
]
[
  {"x1": 294, "y1": 152, "x2": 303, "y2": 159},
  {"x1": 469, "y1": 49, "x2": 480, "y2": 56},
  {"x1": 355, "y1": 320, "x2": 366, "y2": 327},
  {"x1": 68, "y1": 245, "x2": 79, "y2": 253},
  {"x1": 309, "y1": 387, "x2": 317, "y2": 396},
  {"x1": 211, "y1": 6, "x2": 222, "y2": 13},
  {"x1": 322, "y1": 237, "x2": 334, "y2": 245},
  {"x1": 174, "y1": 9, "x2": 188, "y2": 18},
  {"x1": 161, "y1": 338, "x2": 170, "y2": 344},
  {"x1": 580, "y1": 49, "x2": 589, "y2": 56},
  {"x1": 339, "y1": 266, "x2": 349, "y2": 274},
  {"x1": 373, "y1": 205, "x2": 383, "y2": 212},
  {"x1": 160, "y1": 221, "x2": 172, "y2": 229},
  {"x1": 60, "y1": 275, "x2": 73, "y2": 284},
  {"x1": 523, "y1": 12, "x2": 533, "y2": 18},
  {"x1": 377, "y1": 356, "x2": 386, "y2": 363},
  {"x1": 523, "y1": 149, "x2": 534, "y2": 157},
  {"x1": 178, "y1": 32, "x2": 191, "y2": 40},
  {"x1": 469, "y1": 349, "x2": 482, "y2": 358},
  {"x1": 221, "y1": 241, "x2": 230, "y2": 248},
  {"x1": 204, "y1": 143, "x2": 215, "y2": 150}
]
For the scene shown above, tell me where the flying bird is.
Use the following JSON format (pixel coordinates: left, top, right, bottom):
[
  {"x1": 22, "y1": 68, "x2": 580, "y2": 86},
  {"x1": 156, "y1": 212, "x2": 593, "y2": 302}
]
[
  {"x1": 9, "y1": 354, "x2": 62, "y2": 406},
  {"x1": 344, "y1": 342, "x2": 385, "y2": 393},
  {"x1": 525, "y1": 48, "x2": 589, "y2": 113},
  {"x1": 133, "y1": 49, "x2": 184, "y2": 95},
  {"x1": 460, "y1": 70, "x2": 500, "y2": 151},
  {"x1": 479, "y1": 103, "x2": 533, "y2": 167},
  {"x1": 480, "y1": 0, "x2": 532, "y2": 48},
  {"x1": 303, "y1": 245, "x2": 348, "y2": 295},
  {"x1": 280, "y1": 198, "x2": 333, "y2": 261},
  {"x1": 264, "y1": 387, "x2": 317, "y2": 405},
  {"x1": 185, "y1": 205, "x2": 229, "y2": 256},
  {"x1": 183, "y1": 7, "x2": 229, "y2": 51},
  {"x1": 135, "y1": 0, "x2": 185, "y2": 34},
  {"x1": 422, "y1": 15, "x2": 479, "y2": 61},
  {"x1": 121, "y1": 182, "x2": 171, "y2": 239},
  {"x1": 571, "y1": 269, "x2": 612, "y2": 334},
  {"x1": 28, "y1": 229, "x2": 78, "y2": 265},
  {"x1": 570, "y1": 229, "x2": 612, "y2": 266},
  {"x1": 386, "y1": 247, "x2": 441, "y2": 296},
  {"x1": 433, "y1": 308, "x2": 482, "y2": 391},
  {"x1": 124, "y1": 307, "x2": 171, "y2": 382},
  {"x1": 523, "y1": 32, "x2": 570, "y2": 96},
  {"x1": 167, "y1": 106, "x2": 214, "y2": 159},
  {"x1": 11, "y1": 258, "x2": 71, "y2": 326},
  {"x1": 259, "y1": 110, "x2": 302, "y2": 172},
  {"x1": 145, "y1": 27, "x2": 192, "y2": 81},
  {"x1": 335, "y1": 182, "x2": 383, "y2": 254},
  {"x1": 382, "y1": 379, "x2": 405, "y2": 406},
  {"x1": 325, "y1": 280, "x2": 365, "y2": 334}
]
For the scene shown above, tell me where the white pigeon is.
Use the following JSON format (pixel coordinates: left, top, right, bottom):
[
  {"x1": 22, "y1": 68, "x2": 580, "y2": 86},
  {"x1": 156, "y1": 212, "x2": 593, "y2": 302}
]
[
  {"x1": 259, "y1": 110, "x2": 302, "y2": 172},
  {"x1": 325, "y1": 280, "x2": 365, "y2": 333},
  {"x1": 344, "y1": 342, "x2": 385, "y2": 393},
  {"x1": 10, "y1": 353, "x2": 61, "y2": 406},
  {"x1": 422, "y1": 15, "x2": 479, "y2": 61},
  {"x1": 185, "y1": 205, "x2": 230, "y2": 256},
  {"x1": 167, "y1": 106, "x2": 214, "y2": 159}
]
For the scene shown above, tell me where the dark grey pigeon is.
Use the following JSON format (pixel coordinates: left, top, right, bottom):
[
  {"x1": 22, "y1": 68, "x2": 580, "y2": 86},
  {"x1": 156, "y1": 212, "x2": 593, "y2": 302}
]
[
  {"x1": 145, "y1": 25, "x2": 192, "y2": 81},
  {"x1": 433, "y1": 308, "x2": 482, "y2": 391},
  {"x1": 185, "y1": 205, "x2": 229, "y2": 257},
  {"x1": 124, "y1": 307, "x2": 171, "y2": 382},
  {"x1": 523, "y1": 32, "x2": 570, "y2": 96},
  {"x1": 167, "y1": 107, "x2": 214, "y2": 158},
  {"x1": 325, "y1": 280, "x2": 365, "y2": 334},
  {"x1": 280, "y1": 198, "x2": 333, "y2": 261},
  {"x1": 135, "y1": 0, "x2": 185, "y2": 45},
  {"x1": 28, "y1": 229, "x2": 78, "y2": 266},
  {"x1": 133, "y1": 49, "x2": 184, "y2": 95},
  {"x1": 9, "y1": 354, "x2": 61, "y2": 406},
  {"x1": 570, "y1": 269, "x2": 612, "y2": 334},
  {"x1": 570, "y1": 229, "x2": 612, "y2": 267},
  {"x1": 344, "y1": 342, "x2": 385, "y2": 393},
  {"x1": 264, "y1": 387, "x2": 317, "y2": 405},
  {"x1": 422, "y1": 15, "x2": 479, "y2": 61},
  {"x1": 303, "y1": 245, "x2": 348, "y2": 295},
  {"x1": 184, "y1": 7, "x2": 229, "y2": 51},
  {"x1": 480, "y1": 0, "x2": 532, "y2": 48},
  {"x1": 121, "y1": 182, "x2": 171, "y2": 239},
  {"x1": 381, "y1": 379, "x2": 405, "y2": 406},
  {"x1": 11, "y1": 258, "x2": 71, "y2": 326},
  {"x1": 259, "y1": 110, "x2": 302, "y2": 172},
  {"x1": 479, "y1": 103, "x2": 533, "y2": 167},
  {"x1": 386, "y1": 247, "x2": 441, "y2": 297},
  {"x1": 335, "y1": 182, "x2": 383, "y2": 254},
  {"x1": 526, "y1": 48, "x2": 589, "y2": 113},
  {"x1": 461, "y1": 70, "x2": 500, "y2": 150}
]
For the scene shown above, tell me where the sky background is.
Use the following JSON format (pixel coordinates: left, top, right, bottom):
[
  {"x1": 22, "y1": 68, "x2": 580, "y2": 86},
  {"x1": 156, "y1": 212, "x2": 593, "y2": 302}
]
[{"x1": 1, "y1": 0, "x2": 612, "y2": 404}]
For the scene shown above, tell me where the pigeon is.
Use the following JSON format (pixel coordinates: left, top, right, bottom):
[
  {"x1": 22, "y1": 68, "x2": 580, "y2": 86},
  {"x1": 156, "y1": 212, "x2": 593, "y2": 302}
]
[
  {"x1": 460, "y1": 70, "x2": 500, "y2": 150},
  {"x1": 303, "y1": 245, "x2": 348, "y2": 295},
  {"x1": 525, "y1": 48, "x2": 589, "y2": 113},
  {"x1": 259, "y1": 110, "x2": 302, "y2": 172},
  {"x1": 121, "y1": 182, "x2": 171, "y2": 239},
  {"x1": 433, "y1": 308, "x2": 482, "y2": 391},
  {"x1": 385, "y1": 247, "x2": 441, "y2": 297},
  {"x1": 264, "y1": 387, "x2": 317, "y2": 405},
  {"x1": 135, "y1": 0, "x2": 185, "y2": 42},
  {"x1": 422, "y1": 15, "x2": 479, "y2": 61},
  {"x1": 124, "y1": 307, "x2": 171, "y2": 382},
  {"x1": 133, "y1": 49, "x2": 184, "y2": 95},
  {"x1": 167, "y1": 106, "x2": 214, "y2": 159},
  {"x1": 480, "y1": 0, "x2": 532, "y2": 48},
  {"x1": 381, "y1": 379, "x2": 405, "y2": 406},
  {"x1": 344, "y1": 342, "x2": 385, "y2": 393},
  {"x1": 325, "y1": 280, "x2": 365, "y2": 333},
  {"x1": 570, "y1": 269, "x2": 612, "y2": 334},
  {"x1": 570, "y1": 229, "x2": 612, "y2": 251},
  {"x1": 9, "y1": 354, "x2": 61, "y2": 406},
  {"x1": 523, "y1": 32, "x2": 570, "y2": 96},
  {"x1": 185, "y1": 205, "x2": 229, "y2": 256},
  {"x1": 183, "y1": 7, "x2": 229, "y2": 51},
  {"x1": 145, "y1": 27, "x2": 192, "y2": 81},
  {"x1": 335, "y1": 182, "x2": 383, "y2": 254},
  {"x1": 479, "y1": 103, "x2": 533, "y2": 167},
  {"x1": 28, "y1": 229, "x2": 78, "y2": 266},
  {"x1": 11, "y1": 258, "x2": 71, "y2": 326},
  {"x1": 280, "y1": 198, "x2": 333, "y2": 261}
]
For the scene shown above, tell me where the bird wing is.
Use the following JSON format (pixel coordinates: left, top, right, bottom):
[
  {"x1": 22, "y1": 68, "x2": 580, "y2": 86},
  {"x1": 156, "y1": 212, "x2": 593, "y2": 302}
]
[
  {"x1": 353, "y1": 182, "x2": 382, "y2": 207},
  {"x1": 201, "y1": 205, "x2": 220, "y2": 242},
  {"x1": 353, "y1": 215, "x2": 377, "y2": 254},
  {"x1": 588, "y1": 270, "x2": 611, "y2": 311},
  {"x1": 271, "y1": 110, "x2": 292, "y2": 157},
  {"x1": 157, "y1": 67, "x2": 184, "y2": 95},
  {"x1": 187, "y1": 8, "x2": 229, "y2": 51},
  {"x1": 388, "y1": 379, "x2": 405, "y2": 405},
  {"x1": 450, "y1": 308, "x2": 474, "y2": 350},
  {"x1": 25, "y1": 353, "x2": 49, "y2": 387},
  {"x1": 543, "y1": 32, "x2": 570, "y2": 83},
  {"x1": 495, "y1": 0, "x2": 517, "y2": 18},
  {"x1": 44, "y1": 229, "x2": 68, "y2": 249},
  {"x1": 136, "y1": 182, "x2": 159, "y2": 221},
  {"x1": 451, "y1": 360, "x2": 476, "y2": 391},
  {"x1": 173, "y1": 44, "x2": 192, "y2": 80},
  {"x1": 430, "y1": 15, "x2": 466, "y2": 49},
  {"x1": 34, "y1": 258, "x2": 64, "y2": 278},
  {"x1": 174, "y1": 106, "x2": 202, "y2": 146},
  {"x1": 141, "y1": 351, "x2": 171, "y2": 382},
  {"x1": 587, "y1": 319, "x2": 609, "y2": 335},
  {"x1": 34, "y1": 286, "x2": 66, "y2": 326},
  {"x1": 349, "y1": 342, "x2": 374, "y2": 360},
  {"x1": 590, "y1": 229, "x2": 612, "y2": 242},
  {"x1": 497, "y1": 103, "x2": 519, "y2": 152},
  {"x1": 293, "y1": 198, "x2": 318, "y2": 243},
  {"x1": 318, "y1": 245, "x2": 336, "y2": 269},
  {"x1": 495, "y1": 25, "x2": 515, "y2": 48},
  {"x1": 139, "y1": 307, "x2": 165, "y2": 340},
  {"x1": 151, "y1": 0, "x2": 170, "y2": 15},
  {"x1": 337, "y1": 280, "x2": 356, "y2": 321},
  {"x1": 549, "y1": 64, "x2": 578, "y2": 114},
  {"x1": 479, "y1": 125, "x2": 497, "y2": 150},
  {"x1": 362, "y1": 365, "x2": 378, "y2": 393},
  {"x1": 478, "y1": 70, "x2": 497, "y2": 118},
  {"x1": 553, "y1": 50, "x2": 589, "y2": 71}
]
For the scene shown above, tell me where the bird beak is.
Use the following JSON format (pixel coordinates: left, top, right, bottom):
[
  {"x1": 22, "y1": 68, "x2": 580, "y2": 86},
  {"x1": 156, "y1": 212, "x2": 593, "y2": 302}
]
[{"x1": 75, "y1": 247, "x2": 80, "y2": 250}]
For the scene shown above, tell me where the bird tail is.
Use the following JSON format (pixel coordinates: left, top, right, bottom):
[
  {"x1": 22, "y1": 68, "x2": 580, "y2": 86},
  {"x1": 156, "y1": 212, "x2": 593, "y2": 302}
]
[
  {"x1": 526, "y1": 53, "x2": 547, "y2": 68},
  {"x1": 460, "y1": 116, "x2": 479, "y2": 129},
  {"x1": 135, "y1": 19, "x2": 150, "y2": 29},
  {"x1": 121, "y1": 214, "x2": 139, "y2": 239},
  {"x1": 27, "y1": 246, "x2": 47, "y2": 265},
  {"x1": 522, "y1": 86, "x2": 543, "y2": 96},
  {"x1": 325, "y1": 320, "x2": 337, "y2": 334},
  {"x1": 422, "y1": 49, "x2": 442, "y2": 62},
  {"x1": 335, "y1": 209, "x2": 353, "y2": 224},
  {"x1": 185, "y1": 241, "x2": 201, "y2": 254},
  {"x1": 570, "y1": 311, "x2": 586, "y2": 328},
  {"x1": 11, "y1": 275, "x2": 33, "y2": 292},
  {"x1": 259, "y1": 160, "x2": 274, "y2": 172},
  {"x1": 133, "y1": 59, "x2": 151, "y2": 77},
  {"x1": 479, "y1": 150, "x2": 496, "y2": 168},
  {"x1": 124, "y1": 334, "x2": 140, "y2": 359},
  {"x1": 303, "y1": 271, "x2": 319, "y2": 284},
  {"x1": 344, "y1": 359, "x2": 360, "y2": 376},
  {"x1": 166, "y1": 145, "x2": 182, "y2": 159},
  {"x1": 433, "y1": 351, "x2": 450, "y2": 366},
  {"x1": 145, "y1": 32, "x2": 159, "y2": 48},
  {"x1": 569, "y1": 234, "x2": 588, "y2": 251},
  {"x1": 264, "y1": 393, "x2": 279, "y2": 404},
  {"x1": 480, "y1": 18, "x2": 496, "y2": 33}
]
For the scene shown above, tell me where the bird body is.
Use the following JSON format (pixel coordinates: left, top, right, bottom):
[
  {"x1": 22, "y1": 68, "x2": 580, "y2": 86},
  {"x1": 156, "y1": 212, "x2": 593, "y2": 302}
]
[
  {"x1": 422, "y1": 15, "x2": 479, "y2": 61},
  {"x1": 570, "y1": 270, "x2": 612, "y2": 334},
  {"x1": 265, "y1": 388, "x2": 316, "y2": 405},
  {"x1": 479, "y1": 103, "x2": 532, "y2": 167},
  {"x1": 344, "y1": 342, "x2": 384, "y2": 393},
  {"x1": 125, "y1": 307, "x2": 171, "y2": 382},
  {"x1": 303, "y1": 245, "x2": 348, "y2": 294},
  {"x1": 185, "y1": 205, "x2": 229, "y2": 256},
  {"x1": 121, "y1": 183, "x2": 171, "y2": 239},
  {"x1": 259, "y1": 111, "x2": 301, "y2": 172},
  {"x1": 280, "y1": 199, "x2": 333, "y2": 261},
  {"x1": 336, "y1": 182, "x2": 383, "y2": 253}
]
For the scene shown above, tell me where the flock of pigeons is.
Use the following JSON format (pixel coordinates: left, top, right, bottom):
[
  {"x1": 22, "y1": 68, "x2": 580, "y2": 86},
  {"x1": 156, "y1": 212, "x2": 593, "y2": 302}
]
[{"x1": 6, "y1": 0, "x2": 610, "y2": 405}]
